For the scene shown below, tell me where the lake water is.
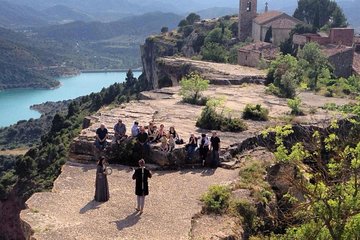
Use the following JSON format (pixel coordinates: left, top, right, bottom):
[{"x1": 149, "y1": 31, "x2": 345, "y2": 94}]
[{"x1": 0, "y1": 71, "x2": 141, "y2": 128}]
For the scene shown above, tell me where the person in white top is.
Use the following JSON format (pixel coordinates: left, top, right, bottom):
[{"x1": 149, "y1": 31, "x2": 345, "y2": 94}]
[
  {"x1": 131, "y1": 121, "x2": 139, "y2": 137},
  {"x1": 199, "y1": 133, "x2": 210, "y2": 166}
]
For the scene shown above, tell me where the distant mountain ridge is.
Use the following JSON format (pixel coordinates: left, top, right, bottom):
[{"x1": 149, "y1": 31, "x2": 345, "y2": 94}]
[
  {"x1": 36, "y1": 12, "x2": 183, "y2": 41},
  {"x1": 0, "y1": 35, "x2": 61, "y2": 89}
]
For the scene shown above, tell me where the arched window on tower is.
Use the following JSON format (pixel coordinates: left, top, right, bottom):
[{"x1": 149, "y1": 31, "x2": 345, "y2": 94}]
[{"x1": 246, "y1": 1, "x2": 252, "y2": 12}]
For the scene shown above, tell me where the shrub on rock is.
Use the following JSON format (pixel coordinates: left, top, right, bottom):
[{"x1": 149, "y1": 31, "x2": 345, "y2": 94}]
[{"x1": 242, "y1": 104, "x2": 269, "y2": 121}]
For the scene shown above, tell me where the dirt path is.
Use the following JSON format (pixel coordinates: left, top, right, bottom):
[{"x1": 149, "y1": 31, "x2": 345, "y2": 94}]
[{"x1": 21, "y1": 162, "x2": 238, "y2": 240}]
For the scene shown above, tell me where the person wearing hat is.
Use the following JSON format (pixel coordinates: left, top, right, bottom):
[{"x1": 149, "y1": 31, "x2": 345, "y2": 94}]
[{"x1": 132, "y1": 159, "x2": 152, "y2": 214}]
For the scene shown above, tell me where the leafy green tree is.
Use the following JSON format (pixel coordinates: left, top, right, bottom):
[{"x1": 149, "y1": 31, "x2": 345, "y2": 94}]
[
  {"x1": 160, "y1": 26, "x2": 169, "y2": 34},
  {"x1": 178, "y1": 19, "x2": 188, "y2": 28},
  {"x1": 297, "y1": 42, "x2": 330, "y2": 90},
  {"x1": 67, "y1": 101, "x2": 80, "y2": 118},
  {"x1": 201, "y1": 42, "x2": 228, "y2": 63},
  {"x1": 267, "y1": 54, "x2": 300, "y2": 98},
  {"x1": 125, "y1": 69, "x2": 136, "y2": 88},
  {"x1": 186, "y1": 13, "x2": 201, "y2": 25},
  {"x1": 204, "y1": 27, "x2": 232, "y2": 45},
  {"x1": 293, "y1": 0, "x2": 347, "y2": 29},
  {"x1": 15, "y1": 156, "x2": 36, "y2": 178},
  {"x1": 50, "y1": 114, "x2": 65, "y2": 133},
  {"x1": 266, "y1": 122, "x2": 360, "y2": 240},
  {"x1": 179, "y1": 72, "x2": 209, "y2": 104}
]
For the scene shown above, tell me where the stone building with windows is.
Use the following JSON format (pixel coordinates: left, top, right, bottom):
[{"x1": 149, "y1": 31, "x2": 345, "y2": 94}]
[{"x1": 238, "y1": 0, "x2": 302, "y2": 45}]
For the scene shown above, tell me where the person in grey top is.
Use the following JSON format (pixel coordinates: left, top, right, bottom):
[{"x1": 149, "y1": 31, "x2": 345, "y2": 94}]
[{"x1": 114, "y1": 119, "x2": 127, "y2": 143}]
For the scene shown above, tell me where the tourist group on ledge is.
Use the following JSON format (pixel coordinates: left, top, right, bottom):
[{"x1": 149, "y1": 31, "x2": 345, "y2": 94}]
[{"x1": 93, "y1": 119, "x2": 221, "y2": 212}]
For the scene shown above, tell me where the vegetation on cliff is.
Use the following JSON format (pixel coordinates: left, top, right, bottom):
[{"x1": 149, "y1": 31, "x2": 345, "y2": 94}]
[
  {"x1": 144, "y1": 13, "x2": 246, "y2": 68},
  {"x1": 196, "y1": 98, "x2": 247, "y2": 132},
  {"x1": 179, "y1": 72, "x2": 209, "y2": 105},
  {"x1": 264, "y1": 122, "x2": 360, "y2": 240},
  {"x1": 267, "y1": 42, "x2": 360, "y2": 99},
  {"x1": 0, "y1": 70, "x2": 146, "y2": 238}
]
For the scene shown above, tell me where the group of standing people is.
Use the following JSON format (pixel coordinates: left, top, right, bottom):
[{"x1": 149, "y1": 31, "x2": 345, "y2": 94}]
[
  {"x1": 186, "y1": 131, "x2": 220, "y2": 168},
  {"x1": 95, "y1": 157, "x2": 152, "y2": 214}
]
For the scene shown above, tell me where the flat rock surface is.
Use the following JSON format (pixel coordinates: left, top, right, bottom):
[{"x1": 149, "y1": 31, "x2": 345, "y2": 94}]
[
  {"x1": 80, "y1": 85, "x2": 352, "y2": 151},
  {"x1": 21, "y1": 162, "x2": 238, "y2": 240}
]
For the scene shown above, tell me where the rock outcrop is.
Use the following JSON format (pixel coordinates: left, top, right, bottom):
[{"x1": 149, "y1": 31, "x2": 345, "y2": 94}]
[
  {"x1": 69, "y1": 84, "x2": 353, "y2": 168},
  {"x1": 141, "y1": 55, "x2": 267, "y2": 90}
]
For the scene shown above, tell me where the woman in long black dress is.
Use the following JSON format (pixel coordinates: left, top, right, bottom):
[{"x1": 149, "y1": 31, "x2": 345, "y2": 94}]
[
  {"x1": 132, "y1": 159, "x2": 152, "y2": 213},
  {"x1": 94, "y1": 156, "x2": 110, "y2": 202}
]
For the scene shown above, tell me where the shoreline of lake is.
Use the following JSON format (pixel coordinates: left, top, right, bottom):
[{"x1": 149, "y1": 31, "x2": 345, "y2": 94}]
[{"x1": 0, "y1": 71, "x2": 142, "y2": 128}]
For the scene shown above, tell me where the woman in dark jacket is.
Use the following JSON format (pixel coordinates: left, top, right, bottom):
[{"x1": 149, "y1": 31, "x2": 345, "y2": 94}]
[
  {"x1": 132, "y1": 159, "x2": 152, "y2": 213},
  {"x1": 94, "y1": 156, "x2": 110, "y2": 202}
]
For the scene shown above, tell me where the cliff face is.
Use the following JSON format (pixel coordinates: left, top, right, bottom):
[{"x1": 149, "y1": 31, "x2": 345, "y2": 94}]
[
  {"x1": 0, "y1": 191, "x2": 26, "y2": 240},
  {"x1": 140, "y1": 20, "x2": 222, "y2": 90},
  {"x1": 140, "y1": 37, "x2": 179, "y2": 89}
]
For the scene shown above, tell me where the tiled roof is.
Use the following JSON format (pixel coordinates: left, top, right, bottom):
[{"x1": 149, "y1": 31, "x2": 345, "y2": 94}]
[
  {"x1": 254, "y1": 11, "x2": 303, "y2": 29},
  {"x1": 321, "y1": 44, "x2": 353, "y2": 57},
  {"x1": 263, "y1": 17, "x2": 300, "y2": 29},
  {"x1": 254, "y1": 11, "x2": 283, "y2": 24}
]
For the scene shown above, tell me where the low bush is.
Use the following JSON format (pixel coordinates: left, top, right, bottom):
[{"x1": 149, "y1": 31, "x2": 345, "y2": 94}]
[
  {"x1": 179, "y1": 72, "x2": 209, "y2": 105},
  {"x1": 201, "y1": 185, "x2": 231, "y2": 214},
  {"x1": 287, "y1": 97, "x2": 303, "y2": 115},
  {"x1": 242, "y1": 104, "x2": 269, "y2": 121},
  {"x1": 196, "y1": 98, "x2": 247, "y2": 132},
  {"x1": 196, "y1": 104, "x2": 247, "y2": 132},
  {"x1": 231, "y1": 200, "x2": 260, "y2": 237}
]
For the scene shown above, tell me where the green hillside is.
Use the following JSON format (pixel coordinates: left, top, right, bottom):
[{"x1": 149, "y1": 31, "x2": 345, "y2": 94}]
[
  {"x1": 36, "y1": 12, "x2": 182, "y2": 40},
  {"x1": 0, "y1": 37, "x2": 62, "y2": 89}
]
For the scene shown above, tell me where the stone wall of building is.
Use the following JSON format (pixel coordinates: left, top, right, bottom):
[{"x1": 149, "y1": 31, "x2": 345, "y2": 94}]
[
  {"x1": 252, "y1": 22, "x2": 262, "y2": 42},
  {"x1": 238, "y1": 50, "x2": 261, "y2": 67},
  {"x1": 327, "y1": 48, "x2": 354, "y2": 78},
  {"x1": 330, "y1": 28, "x2": 354, "y2": 46},
  {"x1": 271, "y1": 28, "x2": 292, "y2": 46}
]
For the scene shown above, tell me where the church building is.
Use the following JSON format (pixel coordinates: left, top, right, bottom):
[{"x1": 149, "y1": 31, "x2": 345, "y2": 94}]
[{"x1": 238, "y1": 0, "x2": 302, "y2": 45}]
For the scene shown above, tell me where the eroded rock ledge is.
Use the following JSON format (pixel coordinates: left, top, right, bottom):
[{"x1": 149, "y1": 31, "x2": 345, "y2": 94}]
[
  {"x1": 69, "y1": 84, "x2": 351, "y2": 168},
  {"x1": 142, "y1": 55, "x2": 267, "y2": 89}
]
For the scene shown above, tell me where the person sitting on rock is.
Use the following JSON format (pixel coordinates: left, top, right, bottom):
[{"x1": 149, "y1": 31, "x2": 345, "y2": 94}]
[
  {"x1": 186, "y1": 133, "x2": 198, "y2": 162},
  {"x1": 154, "y1": 124, "x2": 166, "y2": 142},
  {"x1": 95, "y1": 123, "x2": 108, "y2": 151},
  {"x1": 159, "y1": 134, "x2": 169, "y2": 152},
  {"x1": 169, "y1": 126, "x2": 183, "y2": 144},
  {"x1": 113, "y1": 119, "x2": 127, "y2": 144},
  {"x1": 147, "y1": 122, "x2": 157, "y2": 142},
  {"x1": 168, "y1": 133, "x2": 175, "y2": 152},
  {"x1": 131, "y1": 121, "x2": 139, "y2": 137},
  {"x1": 136, "y1": 126, "x2": 150, "y2": 158}
]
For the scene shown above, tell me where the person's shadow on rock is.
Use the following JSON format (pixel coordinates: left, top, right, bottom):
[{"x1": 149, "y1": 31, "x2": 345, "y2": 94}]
[
  {"x1": 113, "y1": 212, "x2": 141, "y2": 230},
  {"x1": 79, "y1": 199, "x2": 102, "y2": 214}
]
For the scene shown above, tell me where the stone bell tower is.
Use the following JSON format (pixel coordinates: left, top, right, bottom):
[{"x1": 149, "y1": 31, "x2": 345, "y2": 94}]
[{"x1": 238, "y1": 0, "x2": 257, "y2": 41}]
